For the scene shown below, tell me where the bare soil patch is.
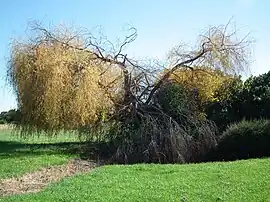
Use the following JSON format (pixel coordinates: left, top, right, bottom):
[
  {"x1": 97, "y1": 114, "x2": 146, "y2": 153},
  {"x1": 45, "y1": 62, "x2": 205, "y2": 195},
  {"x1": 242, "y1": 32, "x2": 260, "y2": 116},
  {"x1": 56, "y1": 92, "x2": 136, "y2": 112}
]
[{"x1": 0, "y1": 158, "x2": 99, "y2": 197}]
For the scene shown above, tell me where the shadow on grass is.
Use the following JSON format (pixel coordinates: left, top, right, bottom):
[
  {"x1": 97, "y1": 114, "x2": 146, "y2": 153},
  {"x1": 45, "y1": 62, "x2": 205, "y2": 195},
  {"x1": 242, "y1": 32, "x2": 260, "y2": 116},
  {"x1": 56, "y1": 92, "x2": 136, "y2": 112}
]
[{"x1": 0, "y1": 140, "x2": 102, "y2": 159}]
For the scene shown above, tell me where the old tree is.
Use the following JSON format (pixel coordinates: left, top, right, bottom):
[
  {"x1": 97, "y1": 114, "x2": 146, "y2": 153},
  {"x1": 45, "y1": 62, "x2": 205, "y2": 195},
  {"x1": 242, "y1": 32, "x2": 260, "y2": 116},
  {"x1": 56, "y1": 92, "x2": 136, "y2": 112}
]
[{"x1": 8, "y1": 22, "x2": 251, "y2": 163}]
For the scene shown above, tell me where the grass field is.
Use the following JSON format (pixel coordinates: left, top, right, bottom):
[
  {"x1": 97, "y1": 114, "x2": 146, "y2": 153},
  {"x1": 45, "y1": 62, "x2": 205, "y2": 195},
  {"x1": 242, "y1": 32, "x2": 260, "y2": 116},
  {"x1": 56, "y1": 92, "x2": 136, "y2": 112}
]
[
  {"x1": 0, "y1": 128, "x2": 81, "y2": 178},
  {"x1": 3, "y1": 158, "x2": 270, "y2": 202},
  {"x1": 1, "y1": 127, "x2": 270, "y2": 201}
]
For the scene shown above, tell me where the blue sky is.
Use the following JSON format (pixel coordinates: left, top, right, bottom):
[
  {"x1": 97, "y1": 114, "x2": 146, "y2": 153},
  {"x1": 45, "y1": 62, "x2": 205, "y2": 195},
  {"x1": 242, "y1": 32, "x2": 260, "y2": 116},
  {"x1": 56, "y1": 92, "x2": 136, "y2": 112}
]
[{"x1": 0, "y1": 0, "x2": 269, "y2": 111}]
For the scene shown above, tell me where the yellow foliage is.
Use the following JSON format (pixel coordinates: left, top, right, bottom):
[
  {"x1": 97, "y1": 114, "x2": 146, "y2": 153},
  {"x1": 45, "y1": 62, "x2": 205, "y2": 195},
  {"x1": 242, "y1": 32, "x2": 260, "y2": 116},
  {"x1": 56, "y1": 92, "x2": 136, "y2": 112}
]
[
  {"x1": 9, "y1": 41, "x2": 123, "y2": 130},
  {"x1": 167, "y1": 67, "x2": 232, "y2": 104}
]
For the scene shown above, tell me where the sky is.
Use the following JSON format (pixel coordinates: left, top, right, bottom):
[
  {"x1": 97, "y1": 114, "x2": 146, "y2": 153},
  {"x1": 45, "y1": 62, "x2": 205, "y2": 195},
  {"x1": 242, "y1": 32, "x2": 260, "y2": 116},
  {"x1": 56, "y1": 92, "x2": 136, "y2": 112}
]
[{"x1": 0, "y1": 0, "x2": 269, "y2": 112}]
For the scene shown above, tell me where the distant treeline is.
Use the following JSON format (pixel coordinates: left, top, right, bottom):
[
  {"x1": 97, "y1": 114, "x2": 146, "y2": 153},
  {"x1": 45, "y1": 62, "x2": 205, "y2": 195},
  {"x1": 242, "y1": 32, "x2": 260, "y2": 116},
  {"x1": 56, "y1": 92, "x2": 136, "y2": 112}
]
[{"x1": 0, "y1": 109, "x2": 21, "y2": 124}]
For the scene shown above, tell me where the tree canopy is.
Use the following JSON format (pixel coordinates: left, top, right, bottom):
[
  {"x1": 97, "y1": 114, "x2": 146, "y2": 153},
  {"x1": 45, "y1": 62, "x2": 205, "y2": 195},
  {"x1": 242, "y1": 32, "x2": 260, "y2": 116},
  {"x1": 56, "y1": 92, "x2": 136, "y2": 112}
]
[
  {"x1": 8, "y1": 25, "x2": 124, "y2": 131},
  {"x1": 7, "y1": 21, "x2": 252, "y2": 163},
  {"x1": 166, "y1": 67, "x2": 235, "y2": 106}
]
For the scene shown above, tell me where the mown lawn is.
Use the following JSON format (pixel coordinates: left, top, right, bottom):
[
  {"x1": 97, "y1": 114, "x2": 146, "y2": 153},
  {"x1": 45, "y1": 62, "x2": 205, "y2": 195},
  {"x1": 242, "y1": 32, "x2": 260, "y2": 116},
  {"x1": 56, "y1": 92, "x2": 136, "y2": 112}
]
[
  {"x1": 3, "y1": 158, "x2": 270, "y2": 202},
  {"x1": 0, "y1": 129, "x2": 82, "y2": 178}
]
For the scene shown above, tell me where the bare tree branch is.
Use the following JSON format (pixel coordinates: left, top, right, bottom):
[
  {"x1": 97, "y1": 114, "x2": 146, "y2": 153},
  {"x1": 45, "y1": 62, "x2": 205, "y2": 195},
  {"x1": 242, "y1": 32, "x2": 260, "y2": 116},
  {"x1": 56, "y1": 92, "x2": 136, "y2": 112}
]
[
  {"x1": 27, "y1": 20, "x2": 252, "y2": 113},
  {"x1": 145, "y1": 44, "x2": 207, "y2": 104},
  {"x1": 114, "y1": 27, "x2": 137, "y2": 60}
]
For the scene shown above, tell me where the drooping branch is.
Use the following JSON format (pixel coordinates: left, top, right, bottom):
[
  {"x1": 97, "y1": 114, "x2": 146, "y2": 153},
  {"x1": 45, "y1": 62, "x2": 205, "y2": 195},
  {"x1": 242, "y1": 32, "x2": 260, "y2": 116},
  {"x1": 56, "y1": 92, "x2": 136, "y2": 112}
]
[
  {"x1": 9, "y1": 21, "x2": 252, "y2": 133},
  {"x1": 145, "y1": 22, "x2": 251, "y2": 104},
  {"x1": 30, "y1": 23, "x2": 141, "y2": 106}
]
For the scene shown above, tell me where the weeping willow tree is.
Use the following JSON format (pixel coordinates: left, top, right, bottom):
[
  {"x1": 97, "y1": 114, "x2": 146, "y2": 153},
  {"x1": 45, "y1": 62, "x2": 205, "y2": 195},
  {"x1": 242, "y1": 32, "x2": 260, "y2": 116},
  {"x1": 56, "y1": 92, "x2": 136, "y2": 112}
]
[
  {"x1": 7, "y1": 21, "x2": 252, "y2": 163},
  {"x1": 8, "y1": 25, "x2": 124, "y2": 133}
]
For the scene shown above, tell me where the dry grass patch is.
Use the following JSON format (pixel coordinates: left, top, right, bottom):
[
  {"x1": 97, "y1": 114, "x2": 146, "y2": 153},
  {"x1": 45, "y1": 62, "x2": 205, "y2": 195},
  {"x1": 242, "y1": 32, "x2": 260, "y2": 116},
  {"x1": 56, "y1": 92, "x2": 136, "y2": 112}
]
[
  {"x1": 0, "y1": 159, "x2": 98, "y2": 197},
  {"x1": 0, "y1": 124, "x2": 13, "y2": 130}
]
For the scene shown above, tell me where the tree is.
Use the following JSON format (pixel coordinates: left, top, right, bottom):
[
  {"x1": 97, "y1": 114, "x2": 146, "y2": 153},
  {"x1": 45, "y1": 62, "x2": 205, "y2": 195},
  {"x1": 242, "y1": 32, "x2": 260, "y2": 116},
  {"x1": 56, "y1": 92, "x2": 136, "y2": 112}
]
[
  {"x1": 206, "y1": 70, "x2": 270, "y2": 131},
  {"x1": 240, "y1": 71, "x2": 270, "y2": 119},
  {"x1": 8, "y1": 24, "x2": 124, "y2": 131},
  {"x1": 147, "y1": 21, "x2": 251, "y2": 104},
  {"x1": 165, "y1": 67, "x2": 236, "y2": 109},
  {"x1": 205, "y1": 76, "x2": 243, "y2": 131},
  {"x1": 0, "y1": 109, "x2": 21, "y2": 124},
  {"x1": 7, "y1": 21, "x2": 251, "y2": 163}
]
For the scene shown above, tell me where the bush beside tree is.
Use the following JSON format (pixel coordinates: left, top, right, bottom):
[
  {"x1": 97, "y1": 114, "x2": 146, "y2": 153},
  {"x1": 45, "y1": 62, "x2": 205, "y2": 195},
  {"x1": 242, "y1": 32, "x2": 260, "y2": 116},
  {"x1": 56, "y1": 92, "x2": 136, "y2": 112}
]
[{"x1": 209, "y1": 119, "x2": 270, "y2": 161}]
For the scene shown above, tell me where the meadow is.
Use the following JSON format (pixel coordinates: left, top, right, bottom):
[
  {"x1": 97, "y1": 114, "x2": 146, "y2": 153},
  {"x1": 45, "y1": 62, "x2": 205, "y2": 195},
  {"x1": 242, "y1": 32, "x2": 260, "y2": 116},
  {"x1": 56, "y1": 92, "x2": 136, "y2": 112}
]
[{"x1": 1, "y1": 128, "x2": 269, "y2": 201}]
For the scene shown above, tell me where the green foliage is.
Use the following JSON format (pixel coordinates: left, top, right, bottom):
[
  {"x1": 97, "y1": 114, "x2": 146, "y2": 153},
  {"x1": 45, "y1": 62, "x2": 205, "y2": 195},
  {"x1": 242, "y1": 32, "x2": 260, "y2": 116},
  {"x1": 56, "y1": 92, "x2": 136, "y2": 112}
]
[
  {"x1": 4, "y1": 159, "x2": 270, "y2": 202},
  {"x1": 0, "y1": 109, "x2": 21, "y2": 124},
  {"x1": 0, "y1": 119, "x2": 6, "y2": 124},
  {"x1": 240, "y1": 71, "x2": 270, "y2": 119},
  {"x1": 155, "y1": 82, "x2": 199, "y2": 122},
  {"x1": 206, "y1": 71, "x2": 270, "y2": 131},
  {"x1": 210, "y1": 119, "x2": 270, "y2": 161},
  {"x1": 205, "y1": 77, "x2": 243, "y2": 131}
]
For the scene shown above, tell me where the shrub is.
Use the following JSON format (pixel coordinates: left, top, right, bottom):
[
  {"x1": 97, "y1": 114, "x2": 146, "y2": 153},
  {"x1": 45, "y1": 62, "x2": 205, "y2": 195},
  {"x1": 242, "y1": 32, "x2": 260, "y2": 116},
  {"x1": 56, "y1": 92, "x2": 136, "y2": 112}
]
[
  {"x1": 209, "y1": 119, "x2": 270, "y2": 161},
  {"x1": 0, "y1": 119, "x2": 6, "y2": 124}
]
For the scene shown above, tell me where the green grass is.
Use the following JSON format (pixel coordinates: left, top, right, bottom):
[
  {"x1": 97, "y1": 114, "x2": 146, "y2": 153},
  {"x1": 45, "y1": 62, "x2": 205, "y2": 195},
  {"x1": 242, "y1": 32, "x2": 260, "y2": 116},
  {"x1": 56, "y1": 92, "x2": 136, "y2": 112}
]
[
  {"x1": 0, "y1": 129, "x2": 81, "y2": 143},
  {"x1": 3, "y1": 158, "x2": 270, "y2": 202},
  {"x1": 0, "y1": 129, "x2": 83, "y2": 178},
  {"x1": 1, "y1": 127, "x2": 270, "y2": 201},
  {"x1": 0, "y1": 154, "x2": 70, "y2": 179}
]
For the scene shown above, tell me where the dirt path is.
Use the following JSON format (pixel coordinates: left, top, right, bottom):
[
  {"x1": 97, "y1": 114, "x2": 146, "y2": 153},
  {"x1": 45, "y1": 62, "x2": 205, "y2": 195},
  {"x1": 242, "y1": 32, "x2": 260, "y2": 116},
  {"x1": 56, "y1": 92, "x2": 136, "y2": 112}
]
[{"x1": 0, "y1": 159, "x2": 99, "y2": 197}]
